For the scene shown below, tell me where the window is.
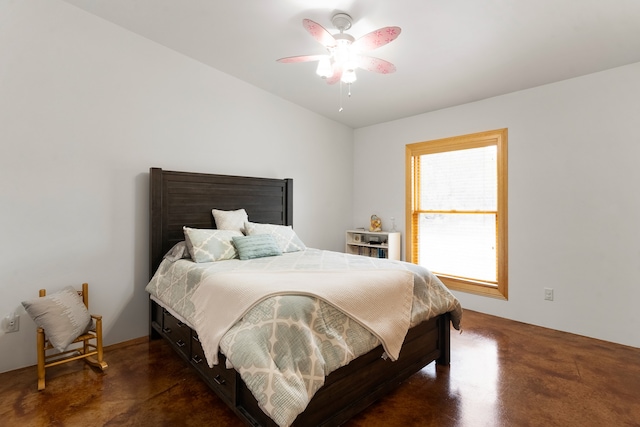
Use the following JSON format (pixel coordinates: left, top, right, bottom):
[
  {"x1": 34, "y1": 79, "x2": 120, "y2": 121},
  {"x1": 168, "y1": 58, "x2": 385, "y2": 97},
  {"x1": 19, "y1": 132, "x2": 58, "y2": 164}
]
[{"x1": 406, "y1": 129, "x2": 508, "y2": 299}]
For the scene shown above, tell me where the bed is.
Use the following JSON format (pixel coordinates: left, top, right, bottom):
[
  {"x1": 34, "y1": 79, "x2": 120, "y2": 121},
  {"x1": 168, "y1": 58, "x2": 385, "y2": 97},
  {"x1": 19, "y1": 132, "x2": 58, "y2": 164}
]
[{"x1": 147, "y1": 167, "x2": 462, "y2": 427}]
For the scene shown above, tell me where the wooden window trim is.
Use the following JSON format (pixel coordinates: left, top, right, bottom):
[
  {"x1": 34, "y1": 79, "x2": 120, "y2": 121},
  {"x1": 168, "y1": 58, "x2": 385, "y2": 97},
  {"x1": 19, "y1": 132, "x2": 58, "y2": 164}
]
[{"x1": 405, "y1": 129, "x2": 508, "y2": 300}]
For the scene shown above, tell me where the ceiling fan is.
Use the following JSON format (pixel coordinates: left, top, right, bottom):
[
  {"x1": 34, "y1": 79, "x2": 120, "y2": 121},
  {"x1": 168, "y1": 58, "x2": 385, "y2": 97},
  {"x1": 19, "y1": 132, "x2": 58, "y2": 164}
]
[{"x1": 277, "y1": 13, "x2": 401, "y2": 87}]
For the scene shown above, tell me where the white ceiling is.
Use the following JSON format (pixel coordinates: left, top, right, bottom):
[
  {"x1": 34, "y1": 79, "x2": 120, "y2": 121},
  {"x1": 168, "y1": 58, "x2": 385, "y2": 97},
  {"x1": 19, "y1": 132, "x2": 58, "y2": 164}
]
[{"x1": 61, "y1": 0, "x2": 640, "y2": 128}]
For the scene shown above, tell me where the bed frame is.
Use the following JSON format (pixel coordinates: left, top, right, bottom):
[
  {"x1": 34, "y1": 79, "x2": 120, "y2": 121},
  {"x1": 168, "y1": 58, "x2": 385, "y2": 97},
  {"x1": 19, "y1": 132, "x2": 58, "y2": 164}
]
[{"x1": 148, "y1": 167, "x2": 451, "y2": 426}]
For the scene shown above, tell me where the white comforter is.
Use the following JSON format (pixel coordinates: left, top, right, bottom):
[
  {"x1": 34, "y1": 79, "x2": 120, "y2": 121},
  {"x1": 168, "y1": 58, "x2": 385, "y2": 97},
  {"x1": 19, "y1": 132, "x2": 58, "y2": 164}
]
[{"x1": 191, "y1": 269, "x2": 415, "y2": 366}]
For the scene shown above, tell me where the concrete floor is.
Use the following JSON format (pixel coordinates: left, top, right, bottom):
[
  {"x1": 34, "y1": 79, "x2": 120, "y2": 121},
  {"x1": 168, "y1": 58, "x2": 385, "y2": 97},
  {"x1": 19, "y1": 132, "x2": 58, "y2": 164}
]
[{"x1": 1, "y1": 309, "x2": 639, "y2": 426}]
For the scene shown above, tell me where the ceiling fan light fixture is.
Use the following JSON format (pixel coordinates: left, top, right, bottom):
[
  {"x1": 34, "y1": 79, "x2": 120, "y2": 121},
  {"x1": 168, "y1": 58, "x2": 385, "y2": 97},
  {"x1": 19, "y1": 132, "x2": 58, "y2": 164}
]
[
  {"x1": 333, "y1": 38, "x2": 353, "y2": 65},
  {"x1": 341, "y1": 68, "x2": 357, "y2": 84},
  {"x1": 316, "y1": 57, "x2": 334, "y2": 78}
]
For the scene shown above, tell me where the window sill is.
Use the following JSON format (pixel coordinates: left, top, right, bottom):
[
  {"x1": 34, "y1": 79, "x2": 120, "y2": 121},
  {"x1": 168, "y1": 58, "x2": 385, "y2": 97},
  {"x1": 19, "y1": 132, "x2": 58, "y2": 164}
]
[{"x1": 437, "y1": 274, "x2": 508, "y2": 300}]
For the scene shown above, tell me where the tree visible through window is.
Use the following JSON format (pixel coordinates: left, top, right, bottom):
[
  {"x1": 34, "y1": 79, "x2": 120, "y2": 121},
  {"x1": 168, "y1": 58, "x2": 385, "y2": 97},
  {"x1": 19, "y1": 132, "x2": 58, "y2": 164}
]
[{"x1": 406, "y1": 129, "x2": 508, "y2": 299}]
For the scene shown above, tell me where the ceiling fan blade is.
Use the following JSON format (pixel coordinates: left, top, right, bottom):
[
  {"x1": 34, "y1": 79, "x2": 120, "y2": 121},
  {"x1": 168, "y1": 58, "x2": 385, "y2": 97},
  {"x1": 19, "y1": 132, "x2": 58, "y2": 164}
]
[
  {"x1": 325, "y1": 64, "x2": 343, "y2": 85},
  {"x1": 352, "y1": 26, "x2": 401, "y2": 51},
  {"x1": 277, "y1": 54, "x2": 328, "y2": 63},
  {"x1": 356, "y1": 55, "x2": 397, "y2": 74},
  {"x1": 302, "y1": 19, "x2": 337, "y2": 48}
]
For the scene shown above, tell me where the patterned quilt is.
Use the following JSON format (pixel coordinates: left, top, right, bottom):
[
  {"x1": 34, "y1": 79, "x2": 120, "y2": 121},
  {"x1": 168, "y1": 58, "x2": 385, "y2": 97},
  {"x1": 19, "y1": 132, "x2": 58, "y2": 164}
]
[{"x1": 145, "y1": 248, "x2": 462, "y2": 427}]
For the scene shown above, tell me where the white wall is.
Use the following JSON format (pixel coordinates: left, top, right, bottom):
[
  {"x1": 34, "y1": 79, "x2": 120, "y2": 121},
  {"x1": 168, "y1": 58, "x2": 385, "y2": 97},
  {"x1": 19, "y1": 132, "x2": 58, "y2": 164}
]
[
  {"x1": 0, "y1": 1, "x2": 353, "y2": 373},
  {"x1": 354, "y1": 62, "x2": 640, "y2": 349},
  {"x1": 2, "y1": 1, "x2": 636, "y2": 376}
]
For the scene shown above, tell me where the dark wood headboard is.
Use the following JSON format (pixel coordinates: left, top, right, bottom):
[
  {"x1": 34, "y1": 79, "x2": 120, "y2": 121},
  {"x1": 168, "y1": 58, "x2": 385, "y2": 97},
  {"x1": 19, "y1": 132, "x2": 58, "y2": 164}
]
[{"x1": 149, "y1": 167, "x2": 293, "y2": 278}]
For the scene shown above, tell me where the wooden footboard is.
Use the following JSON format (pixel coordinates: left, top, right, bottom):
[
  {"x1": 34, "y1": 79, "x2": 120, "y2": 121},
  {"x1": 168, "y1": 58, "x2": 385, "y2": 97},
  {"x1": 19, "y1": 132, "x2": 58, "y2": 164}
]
[{"x1": 150, "y1": 299, "x2": 450, "y2": 427}]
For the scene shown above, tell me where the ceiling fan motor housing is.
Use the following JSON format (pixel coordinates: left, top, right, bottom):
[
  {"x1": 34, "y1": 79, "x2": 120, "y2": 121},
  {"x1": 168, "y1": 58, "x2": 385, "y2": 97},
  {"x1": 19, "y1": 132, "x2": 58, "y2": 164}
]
[{"x1": 332, "y1": 13, "x2": 352, "y2": 32}]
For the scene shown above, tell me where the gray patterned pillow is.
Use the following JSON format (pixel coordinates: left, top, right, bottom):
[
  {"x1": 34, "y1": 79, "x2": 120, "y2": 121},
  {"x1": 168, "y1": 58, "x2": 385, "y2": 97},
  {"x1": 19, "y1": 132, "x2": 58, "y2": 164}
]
[
  {"x1": 232, "y1": 234, "x2": 282, "y2": 260},
  {"x1": 183, "y1": 226, "x2": 242, "y2": 262},
  {"x1": 22, "y1": 286, "x2": 93, "y2": 352},
  {"x1": 211, "y1": 208, "x2": 248, "y2": 233},
  {"x1": 244, "y1": 222, "x2": 306, "y2": 253}
]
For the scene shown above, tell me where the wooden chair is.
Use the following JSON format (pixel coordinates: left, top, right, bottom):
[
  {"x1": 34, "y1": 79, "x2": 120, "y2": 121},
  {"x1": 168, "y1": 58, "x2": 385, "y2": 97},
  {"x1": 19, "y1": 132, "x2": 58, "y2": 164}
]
[{"x1": 36, "y1": 283, "x2": 108, "y2": 390}]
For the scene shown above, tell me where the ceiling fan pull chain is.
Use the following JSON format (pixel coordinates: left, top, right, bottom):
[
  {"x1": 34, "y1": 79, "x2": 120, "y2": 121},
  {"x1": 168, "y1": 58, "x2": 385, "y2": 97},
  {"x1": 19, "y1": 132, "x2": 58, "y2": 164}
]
[{"x1": 339, "y1": 81, "x2": 344, "y2": 112}]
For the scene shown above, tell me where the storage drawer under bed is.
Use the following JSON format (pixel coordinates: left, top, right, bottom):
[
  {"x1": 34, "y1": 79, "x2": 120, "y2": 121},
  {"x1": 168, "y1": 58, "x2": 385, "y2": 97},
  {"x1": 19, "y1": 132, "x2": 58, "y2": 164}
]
[
  {"x1": 162, "y1": 309, "x2": 191, "y2": 358},
  {"x1": 191, "y1": 333, "x2": 236, "y2": 404}
]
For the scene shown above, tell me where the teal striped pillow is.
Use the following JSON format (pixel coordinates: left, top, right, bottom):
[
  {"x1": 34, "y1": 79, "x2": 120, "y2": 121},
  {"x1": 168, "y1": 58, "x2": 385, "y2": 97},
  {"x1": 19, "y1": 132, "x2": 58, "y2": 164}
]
[{"x1": 232, "y1": 234, "x2": 282, "y2": 260}]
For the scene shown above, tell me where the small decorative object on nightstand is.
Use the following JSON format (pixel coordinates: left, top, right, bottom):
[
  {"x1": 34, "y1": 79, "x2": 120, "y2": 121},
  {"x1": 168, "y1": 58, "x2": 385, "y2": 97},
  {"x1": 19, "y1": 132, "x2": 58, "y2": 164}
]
[
  {"x1": 369, "y1": 215, "x2": 382, "y2": 232},
  {"x1": 390, "y1": 217, "x2": 397, "y2": 232}
]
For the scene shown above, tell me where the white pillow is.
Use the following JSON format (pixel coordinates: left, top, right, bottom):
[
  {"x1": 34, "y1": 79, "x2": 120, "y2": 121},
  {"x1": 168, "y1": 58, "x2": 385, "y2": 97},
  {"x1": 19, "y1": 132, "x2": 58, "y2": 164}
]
[
  {"x1": 22, "y1": 286, "x2": 93, "y2": 352},
  {"x1": 244, "y1": 222, "x2": 306, "y2": 253},
  {"x1": 183, "y1": 226, "x2": 242, "y2": 262},
  {"x1": 212, "y1": 208, "x2": 248, "y2": 233}
]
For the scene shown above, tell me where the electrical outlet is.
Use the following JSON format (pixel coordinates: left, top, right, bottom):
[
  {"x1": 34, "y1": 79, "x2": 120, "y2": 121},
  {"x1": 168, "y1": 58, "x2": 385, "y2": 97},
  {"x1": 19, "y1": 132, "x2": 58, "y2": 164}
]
[
  {"x1": 3, "y1": 313, "x2": 20, "y2": 333},
  {"x1": 544, "y1": 288, "x2": 554, "y2": 301}
]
